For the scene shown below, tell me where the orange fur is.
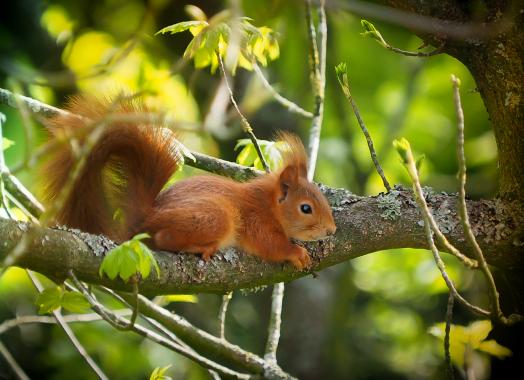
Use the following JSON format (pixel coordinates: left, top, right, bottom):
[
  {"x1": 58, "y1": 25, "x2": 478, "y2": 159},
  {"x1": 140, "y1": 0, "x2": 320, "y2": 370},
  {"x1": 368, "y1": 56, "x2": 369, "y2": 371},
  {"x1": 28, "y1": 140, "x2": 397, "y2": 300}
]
[{"x1": 43, "y1": 97, "x2": 337, "y2": 269}]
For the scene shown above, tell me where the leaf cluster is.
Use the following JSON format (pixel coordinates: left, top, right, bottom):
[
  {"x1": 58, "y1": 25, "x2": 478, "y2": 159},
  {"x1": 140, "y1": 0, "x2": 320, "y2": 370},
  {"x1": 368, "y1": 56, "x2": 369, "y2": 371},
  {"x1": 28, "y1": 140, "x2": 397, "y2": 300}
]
[
  {"x1": 156, "y1": 6, "x2": 279, "y2": 73},
  {"x1": 99, "y1": 233, "x2": 160, "y2": 283}
]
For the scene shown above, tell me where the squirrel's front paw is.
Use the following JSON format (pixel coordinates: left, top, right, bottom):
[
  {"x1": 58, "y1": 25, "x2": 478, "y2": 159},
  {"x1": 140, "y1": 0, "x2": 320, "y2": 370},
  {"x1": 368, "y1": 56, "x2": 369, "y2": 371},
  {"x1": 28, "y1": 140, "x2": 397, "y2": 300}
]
[{"x1": 289, "y1": 246, "x2": 311, "y2": 270}]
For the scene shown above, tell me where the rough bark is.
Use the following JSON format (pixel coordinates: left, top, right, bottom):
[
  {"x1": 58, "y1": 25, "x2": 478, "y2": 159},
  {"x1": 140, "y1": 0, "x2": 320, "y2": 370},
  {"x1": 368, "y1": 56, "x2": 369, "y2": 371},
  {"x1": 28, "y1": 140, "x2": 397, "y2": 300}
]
[
  {"x1": 1, "y1": 187, "x2": 522, "y2": 295},
  {"x1": 383, "y1": 0, "x2": 524, "y2": 201}
]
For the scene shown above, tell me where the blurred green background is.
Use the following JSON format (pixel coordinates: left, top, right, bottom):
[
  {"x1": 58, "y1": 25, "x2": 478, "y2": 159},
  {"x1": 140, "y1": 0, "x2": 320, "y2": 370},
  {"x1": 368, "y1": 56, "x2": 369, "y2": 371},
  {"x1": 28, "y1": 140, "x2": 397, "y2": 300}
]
[{"x1": 0, "y1": 0, "x2": 511, "y2": 379}]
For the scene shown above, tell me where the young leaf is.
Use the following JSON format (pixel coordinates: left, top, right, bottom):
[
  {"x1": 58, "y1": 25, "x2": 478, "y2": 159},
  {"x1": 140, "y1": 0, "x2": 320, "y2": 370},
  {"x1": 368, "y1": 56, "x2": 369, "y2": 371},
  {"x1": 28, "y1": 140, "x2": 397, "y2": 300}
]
[
  {"x1": 157, "y1": 13, "x2": 279, "y2": 74},
  {"x1": 2, "y1": 138, "x2": 14, "y2": 151},
  {"x1": 150, "y1": 365, "x2": 172, "y2": 380},
  {"x1": 429, "y1": 320, "x2": 512, "y2": 367},
  {"x1": 157, "y1": 294, "x2": 198, "y2": 306},
  {"x1": 185, "y1": 5, "x2": 207, "y2": 22},
  {"x1": 155, "y1": 21, "x2": 208, "y2": 36},
  {"x1": 35, "y1": 287, "x2": 63, "y2": 314},
  {"x1": 478, "y1": 340, "x2": 512, "y2": 359},
  {"x1": 393, "y1": 138, "x2": 411, "y2": 164},
  {"x1": 99, "y1": 233, "x2": 160, "y2": 283},
  {"x1": 360, "y1": 19, "x2": 388, "y2": 47},
  {"x1": 236, "y1": 144, "x2": 257, "y2": 167},
  {"x1": 61, "y1": 291, "x2": 91, "y2": 313}
]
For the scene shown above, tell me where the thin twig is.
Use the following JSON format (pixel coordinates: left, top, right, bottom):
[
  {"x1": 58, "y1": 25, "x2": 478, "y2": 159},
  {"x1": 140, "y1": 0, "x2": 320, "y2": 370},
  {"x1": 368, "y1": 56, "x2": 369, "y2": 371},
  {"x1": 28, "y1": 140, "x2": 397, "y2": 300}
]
[
  {"x1": 218, "y1": 292, "x2": 232, "y2": 340},
  {"x1": 445, "y1": 292, "x2": 455, "y2": 380},
  {"x1": 69, "y1": 271, "x2": 252, "y2": 380},
  {"x1": 387, "y1": 45, "x2": 444, "y2": 57},
  {"x1": 119, "y1": 280, "x2": 139, "y2": 330},
  {"x1": 335, "y1": 64, "x2": 391, "y2": 191},
  {"x1": 217, "y1": 53, "x2": 270, "y2": 173},
  {"x1": 94, "y1": 286, "x2": 191, "y2": 350},
  {"x1": 0, "y1": 340, "x2": 30, "y2": 380},
  {"x1": 2, "y1": 172, "x2": 44, "y2": 218},
  {"x1": 265, "y1": 283, "x2": 284, "y2": 362},
  {"x1": 27, "y1": 270, "x2": 109, "y2": 380},
  {"x1": 9, "y1": 82, "x2": 35, "y2": 170},
  {"x1": 252, "y1": 63, "x2": 313, "y2": 119},
  {"x1": 451, "y1": 75, "x2": 521, "y2": 325},
  {"x1": 399, "y1": 144, "x2": 490, "y2": 317},
  {"x1": 118, "y1": 292, "x2": 270, "y2": 375},
  {"x1": 0, "y1": 88, "x2": 260, "y2": 182},
  {"x1": 0, "y1": 310, "x2": 131, "y2": 335},
  {"x1": 0, "y1": 113, "x2": 13, "y2": 219},
  {"x1": 305, "y1": 0, "x2": 326, "y2": 181},
  {"x1": 364, "y1": 62, "x2": 423, "y2": 183}
]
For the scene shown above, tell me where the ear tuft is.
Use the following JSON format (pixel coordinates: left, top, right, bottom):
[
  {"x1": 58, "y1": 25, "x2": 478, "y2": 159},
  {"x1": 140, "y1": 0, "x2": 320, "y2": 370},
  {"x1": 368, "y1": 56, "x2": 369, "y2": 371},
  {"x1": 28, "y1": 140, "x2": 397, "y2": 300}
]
[{"x1": 275, "y1": 132, "x2": 308, "y2": 179}]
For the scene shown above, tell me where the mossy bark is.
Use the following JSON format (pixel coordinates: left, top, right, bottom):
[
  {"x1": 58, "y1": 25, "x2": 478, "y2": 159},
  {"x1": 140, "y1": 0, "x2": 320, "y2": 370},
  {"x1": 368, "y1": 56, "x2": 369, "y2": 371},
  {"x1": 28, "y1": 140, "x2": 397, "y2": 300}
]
[{"x1": 384, "y1": 1, "x2": 524, "y2": 202}]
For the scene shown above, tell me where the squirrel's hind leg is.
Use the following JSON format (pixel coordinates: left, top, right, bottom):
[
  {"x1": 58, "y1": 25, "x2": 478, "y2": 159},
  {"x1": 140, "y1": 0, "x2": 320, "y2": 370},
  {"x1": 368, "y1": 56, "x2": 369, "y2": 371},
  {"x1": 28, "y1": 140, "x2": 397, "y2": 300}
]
[{"x1": 148, "y1": 199, "x2": 238, "y2": 260}]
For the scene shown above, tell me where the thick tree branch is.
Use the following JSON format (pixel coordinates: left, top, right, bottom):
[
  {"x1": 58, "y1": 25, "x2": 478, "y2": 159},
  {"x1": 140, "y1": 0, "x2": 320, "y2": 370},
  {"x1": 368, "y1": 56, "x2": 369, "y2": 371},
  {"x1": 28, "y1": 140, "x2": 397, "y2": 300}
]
[{"x1": 1, "y1": 187, "x2": 521, "y2": 295}]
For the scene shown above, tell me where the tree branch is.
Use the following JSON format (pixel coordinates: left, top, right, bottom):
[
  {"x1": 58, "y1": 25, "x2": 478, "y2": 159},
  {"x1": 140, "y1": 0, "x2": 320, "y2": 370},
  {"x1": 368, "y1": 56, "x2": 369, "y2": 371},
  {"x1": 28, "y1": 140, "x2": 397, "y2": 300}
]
[{"x1": 1, "y1": 187, "x2": 521, "y2": 295}]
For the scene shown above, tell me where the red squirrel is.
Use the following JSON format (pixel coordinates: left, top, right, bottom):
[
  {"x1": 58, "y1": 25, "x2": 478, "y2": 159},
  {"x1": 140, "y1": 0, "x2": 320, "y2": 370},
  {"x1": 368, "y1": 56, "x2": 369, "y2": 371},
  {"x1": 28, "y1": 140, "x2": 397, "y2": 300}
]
[{"x1": 43, "y1": 96, "x2": 336, "y2": 269}]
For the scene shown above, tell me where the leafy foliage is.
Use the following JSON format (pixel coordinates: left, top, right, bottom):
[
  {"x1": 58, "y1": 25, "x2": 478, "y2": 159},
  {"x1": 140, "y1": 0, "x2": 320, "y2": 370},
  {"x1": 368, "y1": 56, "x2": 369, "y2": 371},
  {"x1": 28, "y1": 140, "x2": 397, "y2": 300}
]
[
  {"x1": 429, "y1": 320, "x2": 512, "y2": 367},
  {"x1": 235, "y1": 138, "x2": 291, "y2": 170},
  {"x1": 149, "y1": 365, "x2": 172, "y2": 380},
  {"x1": 360, "y1": 19, "x2": 388, "y2": 48},
  {"x1": 156, "y1": 5, "x2": 279, "y2": 73},
  {"x1": 99, "y1": 233, "x2": 160, "y2": 283},
  {"x1": 35, "y1": 286, "x2": 91, "y2": 314},
  {"x1": 156, "y1": 294, "x2": 199, "y2": 306}
]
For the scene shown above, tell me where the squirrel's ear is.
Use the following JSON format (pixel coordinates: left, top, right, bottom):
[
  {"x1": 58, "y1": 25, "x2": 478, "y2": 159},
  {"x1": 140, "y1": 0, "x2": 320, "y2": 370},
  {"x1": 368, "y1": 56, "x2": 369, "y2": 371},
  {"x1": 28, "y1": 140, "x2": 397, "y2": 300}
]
[{"x1": 278, "y1": 165, "x2": 299, "y2": 202}]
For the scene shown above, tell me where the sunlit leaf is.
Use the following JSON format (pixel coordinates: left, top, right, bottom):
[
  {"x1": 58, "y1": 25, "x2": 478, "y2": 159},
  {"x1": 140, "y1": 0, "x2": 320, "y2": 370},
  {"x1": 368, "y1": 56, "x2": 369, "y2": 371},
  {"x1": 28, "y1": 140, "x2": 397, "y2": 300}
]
[
  {"x1": 150, "y1": 365, "x2": 172, "y2": 380},
  {"x1": 99, "y1": 233, "x2": 160, "y2": 283},
  {"x1": 478, "y1": 340, "x2": 512, "y2": 359},
  {"x1": 236, "y1": 144, "x2": 257, "y2": 167},
  {"x1": 185, "y1": 5, "x2": 207, "y2": 22},
  {"x1": 157, "y1": 294, "x2": 198, "y2": 306},
  {"x1": 429, "y1": 319, "x2": 512, "y2": 367},
  {"x1": 155, "y1": 21, "x2": 208, "y2": 36},
  {"x1": 2, "y1": 138, "x2": 14, "y2": 151},
  {"x1": 467, "y1": 320, "x2": 492, "y2": 347},
  {"x1": 360, "y1": 19, "x2": 388, "y2": 47},
  {"x1": 35, "y1": 287, "x2": 62, "y2": 314},
  {"x1": 61, "y1": 291, "x2": 91, "y2": 313},
  {"x1": 157, "y1": 12, "x2": 279, "y2": 74}
]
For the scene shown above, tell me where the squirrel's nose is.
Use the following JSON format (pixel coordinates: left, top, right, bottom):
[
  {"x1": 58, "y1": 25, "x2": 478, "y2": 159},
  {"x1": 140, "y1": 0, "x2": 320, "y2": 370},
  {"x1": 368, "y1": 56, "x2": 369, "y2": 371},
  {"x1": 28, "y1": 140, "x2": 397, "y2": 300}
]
[{"x1": 326, "y1": 226, "x2": 337, "y2": 236}]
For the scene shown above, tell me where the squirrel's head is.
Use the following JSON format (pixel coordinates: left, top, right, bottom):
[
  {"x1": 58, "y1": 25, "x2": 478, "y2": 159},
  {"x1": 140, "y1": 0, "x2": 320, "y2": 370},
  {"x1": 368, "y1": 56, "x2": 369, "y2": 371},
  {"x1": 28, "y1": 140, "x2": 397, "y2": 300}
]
[{"x1": 274, "y1": 133, "x2": 336, "y2": 241}]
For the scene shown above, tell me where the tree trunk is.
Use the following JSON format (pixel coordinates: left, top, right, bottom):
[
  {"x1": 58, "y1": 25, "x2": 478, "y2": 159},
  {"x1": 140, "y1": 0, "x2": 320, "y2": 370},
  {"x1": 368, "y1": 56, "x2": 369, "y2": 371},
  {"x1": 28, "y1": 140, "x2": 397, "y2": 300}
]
[{"x1": 383, "y1": 1, "x2": 524, "y2": 202}]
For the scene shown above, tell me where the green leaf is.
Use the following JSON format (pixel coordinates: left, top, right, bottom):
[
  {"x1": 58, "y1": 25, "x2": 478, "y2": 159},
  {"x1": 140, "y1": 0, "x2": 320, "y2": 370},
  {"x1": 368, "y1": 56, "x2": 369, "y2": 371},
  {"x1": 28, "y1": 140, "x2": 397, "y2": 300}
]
[
  {"x1": 234, "y1": 138, "x2": 252, "y2": 150},
  {"x1": 415, "y1": 154, "x2": 425, "y2": 172},
  {"x1": 360, "y1": 19, "x2": 388, "y2": 47},
  {"x1": 132, "y1": 233, "x2": 151, "y2": 241},
  {"x1": 61, "y1": 291, "x2": 91, "y2": 313},
  {"x1": 99, "y1": 234, "x2": 160, "y2": 283},
  {"x1": 157, "y1": 294, "x2": 198, "y2": 306},
  {"x1": 478, "y1": 340, "x2": 512, "y2": 359},
  {"x1": 2, "y1": 138, "x2": 14, "y2": 151},
  {"x1": 393, "y1": 138, "x2": 411, "y2": 164},
  {"x1": 156, "y1": 21, "x2": 208, "y2": 36},
  {"x1": 185, "y1": 5, "x2": 207, "y2": 22},
  {"x1": 150, "y1": 365, "x2": 172, "y2": 380},
  {"x1": 157, "y1": 14, "x2": 279, "y2": 74},
  {"x1": 335, "y1": 62, "x2": 347, "y2": 78},
  {"x1": 236, "y1": 144, "x2": 257, "y2": 167},
  {"x1": 429, "y1": 319, "x2": 512, "y2": 367},
  {"x1": 35, "y1": 287, "x2": 63, "y2": 314},
  {"x1": 467, "y1": 320, "x2": 492, "y2": 347}
]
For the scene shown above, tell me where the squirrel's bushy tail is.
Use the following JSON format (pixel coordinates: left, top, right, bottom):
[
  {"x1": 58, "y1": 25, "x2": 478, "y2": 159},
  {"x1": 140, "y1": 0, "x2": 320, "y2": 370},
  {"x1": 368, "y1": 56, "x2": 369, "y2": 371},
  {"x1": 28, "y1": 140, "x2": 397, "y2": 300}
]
[{"x1": 43, "y1": 96, "x2": 181, "y2": 241}]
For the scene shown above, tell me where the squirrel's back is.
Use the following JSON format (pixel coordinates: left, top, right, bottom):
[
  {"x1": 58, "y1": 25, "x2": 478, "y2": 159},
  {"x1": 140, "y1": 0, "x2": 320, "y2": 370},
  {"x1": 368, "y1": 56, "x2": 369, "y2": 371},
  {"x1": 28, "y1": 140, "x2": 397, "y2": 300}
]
[{"x1": 43, "y1": 96, "x2": 182, "y2": 241}]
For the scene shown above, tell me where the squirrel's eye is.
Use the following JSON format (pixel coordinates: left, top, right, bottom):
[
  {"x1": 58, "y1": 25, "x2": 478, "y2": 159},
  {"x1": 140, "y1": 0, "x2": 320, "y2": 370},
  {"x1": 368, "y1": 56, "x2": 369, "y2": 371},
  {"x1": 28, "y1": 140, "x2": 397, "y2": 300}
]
[{"x1": 300, "y1": 204, "x2": 312, "y2": 214}]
